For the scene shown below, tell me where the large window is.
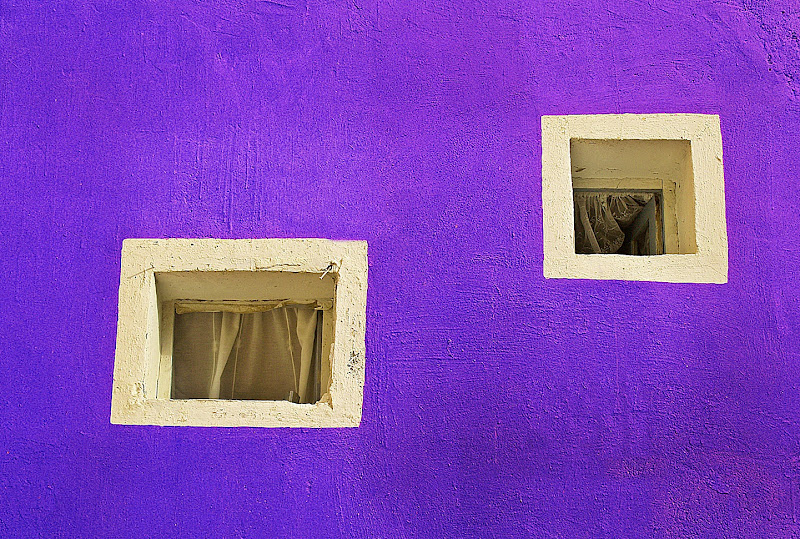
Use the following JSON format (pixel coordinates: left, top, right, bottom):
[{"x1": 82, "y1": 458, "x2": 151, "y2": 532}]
[{"x1": 110, "y1": 238, "x2": 367, "y2": 428}]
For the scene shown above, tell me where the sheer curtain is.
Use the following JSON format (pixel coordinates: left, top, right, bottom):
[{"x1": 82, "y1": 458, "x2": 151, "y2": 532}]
[
  {"x1": 574, "y1": 192, "x2": 653, "y2": 254},
  {"x1": 171, "y1": 305, "x2": 322, "y2": 403}
]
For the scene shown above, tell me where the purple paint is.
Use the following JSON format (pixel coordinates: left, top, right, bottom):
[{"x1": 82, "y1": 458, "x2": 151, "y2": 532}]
[{"x1": 1, "y1": 1, "x2": 799, "y2": 536}]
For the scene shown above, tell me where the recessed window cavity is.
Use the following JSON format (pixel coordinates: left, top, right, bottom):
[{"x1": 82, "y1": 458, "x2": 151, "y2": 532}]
[{"x1": 570, "y1": 139, "x2": 696, "y2": 256}]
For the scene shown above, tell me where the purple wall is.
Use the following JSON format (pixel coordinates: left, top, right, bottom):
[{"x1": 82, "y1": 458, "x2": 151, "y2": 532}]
[{"x1": 2, "y1": 1, "x2": 799, "y2": 537}]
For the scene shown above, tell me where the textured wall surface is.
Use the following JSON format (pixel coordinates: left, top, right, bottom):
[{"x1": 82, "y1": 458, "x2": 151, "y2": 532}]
[{"x1": 1, "y1": 1, "x2": 799, "y2": 537}]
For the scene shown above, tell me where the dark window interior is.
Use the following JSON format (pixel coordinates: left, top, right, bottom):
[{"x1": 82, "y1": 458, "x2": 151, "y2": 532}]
[
  {"x1": 171, "y1": 307, "x2": 323, "y2": 403},
  {"x1": 573, "y1": 189, "x2": 664, "y2": 255}
]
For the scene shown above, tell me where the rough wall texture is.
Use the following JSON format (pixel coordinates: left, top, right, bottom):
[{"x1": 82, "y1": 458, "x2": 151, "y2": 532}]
[{"x1": 1, "y1": 1, "x2": 799, "y2": 537}]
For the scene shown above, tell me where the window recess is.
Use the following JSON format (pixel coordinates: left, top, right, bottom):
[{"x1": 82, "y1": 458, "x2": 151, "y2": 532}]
[{"x1": 570, "y1": 138, "x2": 692, "y2": 255}]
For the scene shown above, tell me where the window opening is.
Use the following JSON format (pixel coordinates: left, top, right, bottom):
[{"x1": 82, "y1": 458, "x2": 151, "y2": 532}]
[
  {"x1": 574, "y1": 188, "x2": 664, "y2": 255},
  {"x1": 170, "y1": 302, "x2": 325, "y2": 403},
  {"x1": 111, "y1": 238, "x2": 367, "y2": 427},
  {"x1": 541, "y1": 114, "x2": 728, "y2": 283}
]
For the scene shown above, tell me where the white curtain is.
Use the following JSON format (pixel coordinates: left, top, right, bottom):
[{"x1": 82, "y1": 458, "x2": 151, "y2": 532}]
[
  {"x1": 171, "y1": 306, "x2": 322, "y2": 403},
  {"x1": 574, "y1": 192, "x2": 653, "y2": 254}
]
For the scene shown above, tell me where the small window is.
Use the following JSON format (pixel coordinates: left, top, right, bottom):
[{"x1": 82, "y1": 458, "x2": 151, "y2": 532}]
[
  {"x1": 542, "y1": 114, "x2": 728, "y2": 283},
  {"x1": 110, "y1": 239, "x2": 367, "y2": 427}
]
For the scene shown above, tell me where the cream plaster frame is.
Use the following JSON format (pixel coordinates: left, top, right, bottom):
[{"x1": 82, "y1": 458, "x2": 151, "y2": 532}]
[
  {"x1": 110, "y1": 238, "x2": 368, "y2": 427},
  {"x1": 542, "y1": 114, "x2": 727, "y2": 283}
]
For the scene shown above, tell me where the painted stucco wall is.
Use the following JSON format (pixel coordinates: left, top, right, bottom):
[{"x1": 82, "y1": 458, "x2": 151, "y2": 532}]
[{"x1": 2, "y1": 1, "x2": 799, "y2": 537}]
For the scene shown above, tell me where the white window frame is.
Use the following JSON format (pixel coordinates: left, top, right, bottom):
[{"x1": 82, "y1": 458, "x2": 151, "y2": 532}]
[
  {"x1": 110, "y1": 238, "x2": 367, "y2": 427},
  {"x1": 542, "y1": 114, "x2": 728, "y2": 283}
]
